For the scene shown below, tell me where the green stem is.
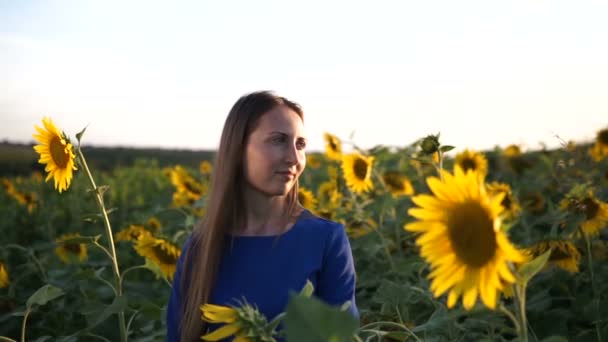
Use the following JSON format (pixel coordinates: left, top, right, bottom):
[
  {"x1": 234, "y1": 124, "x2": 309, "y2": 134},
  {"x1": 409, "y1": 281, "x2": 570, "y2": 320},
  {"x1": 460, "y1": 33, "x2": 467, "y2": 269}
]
[
  {"x1": 76, "y1": 149, "x2": 127, "y2": 342},
  {"x1": 583, "y1": 233, "x2": 602, "y2": 342},
  {"x1": 514, "y1": 284, "x2": 528, "y2": 342},
  {"x1": 21, "y1": 309, "x2": 30, "y2": 342},
  {"x1": 498, "y1": 303, "x2": 520, "y2": 334}
]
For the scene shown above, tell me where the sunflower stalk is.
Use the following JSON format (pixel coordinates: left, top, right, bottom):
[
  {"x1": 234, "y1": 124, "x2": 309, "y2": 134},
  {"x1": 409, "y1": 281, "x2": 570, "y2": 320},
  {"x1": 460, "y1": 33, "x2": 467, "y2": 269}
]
[
  {"x1": 513, "y1": 284, "x2": 529, "y2": 342},
  {"x1": 582, "y1": 231, "x2": 602, "y2": 342},
  {"x1": 75, "y1": 147, "x2": 128, "y2": 342}
]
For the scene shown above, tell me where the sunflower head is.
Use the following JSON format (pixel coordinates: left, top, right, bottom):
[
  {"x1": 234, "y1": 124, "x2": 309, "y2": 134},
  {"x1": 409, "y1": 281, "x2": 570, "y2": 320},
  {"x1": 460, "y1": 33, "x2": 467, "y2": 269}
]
[
  {"x1": 382, "y1": 171, "x2": 414, "y2": 198},
  {"x1": 306, "y1": 153, "x2": 322, "y2": 169},
  {"x1": 344, "y1": 218, "x2": 378, "y2": 239},
  {"x1": 502, "y1": 144, "x2": 521, "y2": 158},
  {"x1": 560, "y1": 192, "x2": 608, "y2": 237},
  {"x1": 55, "y1": 233, "x2": 88, "y2": 264},
  {"x1": 521, "y1": 192, "x2": 546, "y2": 215},
  {"x1": 32, "y1": 117, "x2": 78, "y2": 193},
  {"x1": 116, "y1": 224, "x2": 153, "y2": 242},
  {"x1": 134, "y1": 236, "x2": 180, "y2": 280},
  {"x1": 317, "y1": 181, "x2": 341, "y2": 209},
  {"x1": 527, "y1": 239, "x2": 581, "y2": 273},
  {"x1": 298, "y1": 187, "x2": 318, "y2": 210},
  {"x1": 454, "y1": 149, "x2": 488, "y2": 178},
  {"x1": 596, "y1": 128, "x2": 608, "y2": 147},
  {"x1": 486, "y1": 182, "x2": 521, "y2": 221},
  {"x1": 323, "y1": 132, "x2": 342, "y2": 161},
  {"x1": 199, "y1": 160, "x2": 213, "y2": 175},
  {"x1": 200, "y1": 301, "x2": 276, "y2": 342},
  {"x1": 420, "y1": 134, "x2": 440, "y2": 155},
  {"x1": 405, "y1": 166, "x2": 525, "y2": 310},
  {"x1": 0, "y1": 261, "x2": 9, "y2": 289},
  {"x1": 341, "y1": 153, "x2": 374, "y2": 194},
  {"x1": 145, "y1": 217, "x2": 162, "y2": 232}
]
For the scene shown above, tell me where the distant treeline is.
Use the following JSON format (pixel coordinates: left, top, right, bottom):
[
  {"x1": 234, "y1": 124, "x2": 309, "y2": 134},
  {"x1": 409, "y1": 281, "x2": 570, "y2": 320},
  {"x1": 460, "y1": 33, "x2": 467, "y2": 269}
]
[{"x1": 0, "y1": 141, "x2": 215, "y2": 176}]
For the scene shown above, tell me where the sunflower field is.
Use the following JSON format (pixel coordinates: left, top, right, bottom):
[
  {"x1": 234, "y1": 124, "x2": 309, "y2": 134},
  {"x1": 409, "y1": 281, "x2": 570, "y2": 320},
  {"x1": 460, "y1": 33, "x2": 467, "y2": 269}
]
[{"x1": 1, "y1": 118, "x2": 608, "y2": 342}]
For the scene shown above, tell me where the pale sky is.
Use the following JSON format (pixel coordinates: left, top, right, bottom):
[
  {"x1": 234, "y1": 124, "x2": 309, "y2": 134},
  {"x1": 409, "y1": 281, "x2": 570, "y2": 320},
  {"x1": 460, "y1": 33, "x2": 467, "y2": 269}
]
[{"x1": 1, "y1": 0, "x2": 607, "y2": 153}]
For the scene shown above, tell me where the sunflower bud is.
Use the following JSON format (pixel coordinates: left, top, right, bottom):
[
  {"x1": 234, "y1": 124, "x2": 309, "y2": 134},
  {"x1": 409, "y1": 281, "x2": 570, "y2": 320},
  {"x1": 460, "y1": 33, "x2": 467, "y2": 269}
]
[{"x1": 420, "y1": 134, "x2": 440, "y2": 155}]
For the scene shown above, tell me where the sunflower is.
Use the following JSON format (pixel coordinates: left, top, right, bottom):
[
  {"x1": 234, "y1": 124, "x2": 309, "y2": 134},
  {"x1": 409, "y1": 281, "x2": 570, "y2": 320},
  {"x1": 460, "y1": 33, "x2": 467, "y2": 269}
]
[
  {"x1": 454, "y1": 149, "x2": 488, "y2": 178},
  {"x1": 382, "y1": 171, "x2": 414, "y2": 197},
  {"x1": 306, "y1": 153, "x2": 322, "y2": 169},
  {"x1": 200, "y1": 304, "x2": 247, "y2": 342},
  {"x1": 0, "y1": 261, "x2": 9, "y2": 289},
  {"x1": 342, "y1": 153, "x2": 374, "y2": 194},
  {"x1": 134, "y1": 235, "x2": 180, "y2": 280},
  {"x1": 323, "y1": 133, "x2": 342, "y2": 161},
  {"x1": 559, "y1": 192, "x2": 608, "y2": 237},
  {"x1": 298, "y1": 187, "x2": 318, "y2": 210},
  {"x1": 588, "y1": 128, "x2": 608, "y2": 162},
  {"x1": 32, "y1": 117, "x2": 78, "y2": 193},
  {"x1": 405, "y1": 166, "x2": 525, "y2": 310},
  {"x1": 317, "y1": 181, "x2": 341, "y2": 208},
  {"x1": 55, "y1": 233, "x2": 88, "y2": 264},
  {"x1": 115, "y1": 224, "x2": 153, "y2": 242},
  {"x1": 527, "y1": 240, "x2": 581, "y2": 273},
  {"x1": 199, "y1": 160, "x2": 213, "y2": 175},
  {"x1": 502, "y1": 144, "x2": 521, "y2": 158},
  {"x1": 343, "y1": 218, "x2": 378, "y2": 239},
  {"x1": 521, "y1": 192, "x2": 546, "y2": 215},
  {"x1": 145, "y1": 217, "x2": 162, "y2": 232},
  {"x1": 486, "y1": 182, "x2": 521, "y2": 221}
]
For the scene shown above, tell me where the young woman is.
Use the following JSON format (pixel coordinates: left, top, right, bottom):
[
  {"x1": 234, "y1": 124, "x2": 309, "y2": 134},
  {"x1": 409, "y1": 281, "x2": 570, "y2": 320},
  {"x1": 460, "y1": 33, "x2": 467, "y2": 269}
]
[{"x1": 166, "y1": 91, "x2": 359, "y2": 341}]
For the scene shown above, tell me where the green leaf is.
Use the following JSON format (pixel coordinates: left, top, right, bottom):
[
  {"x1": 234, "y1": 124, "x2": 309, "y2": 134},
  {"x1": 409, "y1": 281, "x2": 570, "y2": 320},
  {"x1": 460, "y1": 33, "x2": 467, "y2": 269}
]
[
  {"x1": 517, "y1": 249, "x2": 552, "y2": 285},
  {"x1": 541, "y1": 336, "x2": 569, "y2": 342},
  {"x1": 285, "y1": 295, "x2": 358, "y2": 342},
  {"x1": 300, "y1": 280, "x2": 314, "y2": 298},
  {"x1": 26, "y1": 284, "x2": 65, "y2": 309},
  {"x1": 439, "y1": 145, "x2": 455, "y2": 152},
  {"x1": 85, "y1": 295, "x2": 128, "y2": 329},
  {"x1": 75, "y1": 125, "x2": 88, "y2": 144}
]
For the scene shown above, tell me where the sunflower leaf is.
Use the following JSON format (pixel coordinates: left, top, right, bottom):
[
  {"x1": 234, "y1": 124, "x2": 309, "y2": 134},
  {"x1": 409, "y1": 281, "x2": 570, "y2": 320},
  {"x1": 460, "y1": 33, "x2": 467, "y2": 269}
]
[
  {"x1": 440, "y1": 145, "x2": 455, "y2": 153},
  {"x1": 75, "y1": 125, "x2": 88, "y2": 144},
  {"x1": 26, "y1": 284, "x2": 65, "y2": 309},
  {"x1": 517, "y1": 249, "x2": 552, "y2": 285},
  {"x1": 300, "y1": 279, "x2": 314, "y2": 298}
]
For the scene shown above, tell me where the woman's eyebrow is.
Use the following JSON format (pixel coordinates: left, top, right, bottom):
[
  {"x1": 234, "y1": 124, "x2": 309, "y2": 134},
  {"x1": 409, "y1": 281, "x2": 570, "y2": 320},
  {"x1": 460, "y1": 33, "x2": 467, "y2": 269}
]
[{"x1": 267, "y1": 131, "x2": 307, "y2": 140}]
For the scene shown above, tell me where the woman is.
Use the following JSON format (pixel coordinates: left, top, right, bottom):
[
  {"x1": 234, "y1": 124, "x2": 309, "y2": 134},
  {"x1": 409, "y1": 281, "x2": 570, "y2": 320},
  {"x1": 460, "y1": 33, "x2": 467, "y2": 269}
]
[{"x1": 166, "y1": 91, "x2": 359, "y2": 341}]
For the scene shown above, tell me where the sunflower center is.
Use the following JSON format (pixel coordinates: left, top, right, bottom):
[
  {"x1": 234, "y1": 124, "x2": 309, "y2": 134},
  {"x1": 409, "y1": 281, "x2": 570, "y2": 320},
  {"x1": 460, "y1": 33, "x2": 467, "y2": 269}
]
[
  {"x1": 329, "y1": 138, "x2": 338, "y2": 152},
  {"x1": 353, "y1": 159, "x2": 369, "y2": 180},
  {"x1": 383, "y1": 173, "x2": 405, "y2": 191},
  {"x1": 152, "y1": 245, "x2": 179, "y2": 264},
  {"x1": 581, "y1": 198, "x2": 599, "y2": 220},
  {"x1": 447, "y1": 201, "x2": 497, "y2": 267},
  {"x1": 50, "y1": 137, "x2": 69, "y2": 168},
  {"x1": 549, "y1": 243, "x2": 573, "y2": 261},
  {"x1": 598, "y1": 129, "x2": 608, "y2": 145},
  {"x1": 460, "y1": 158, "x2": 477, "y2": 172},
  {"x1": 64, "y1": 243, "x2": 82, "y2": 254}
]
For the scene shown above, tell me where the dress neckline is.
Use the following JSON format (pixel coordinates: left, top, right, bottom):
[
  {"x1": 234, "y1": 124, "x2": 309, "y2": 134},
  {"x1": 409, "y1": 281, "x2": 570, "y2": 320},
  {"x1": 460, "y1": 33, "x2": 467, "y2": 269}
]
[{"x1": 226, "y1": 209, "x2": 312, "y2": 239}]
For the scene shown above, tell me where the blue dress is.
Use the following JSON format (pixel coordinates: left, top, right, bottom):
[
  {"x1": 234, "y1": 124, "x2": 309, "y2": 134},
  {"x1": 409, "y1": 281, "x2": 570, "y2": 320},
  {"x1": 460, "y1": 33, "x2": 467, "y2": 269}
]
[{"x1": 166, "y1": 209, "x2": 359, "y2": 341}]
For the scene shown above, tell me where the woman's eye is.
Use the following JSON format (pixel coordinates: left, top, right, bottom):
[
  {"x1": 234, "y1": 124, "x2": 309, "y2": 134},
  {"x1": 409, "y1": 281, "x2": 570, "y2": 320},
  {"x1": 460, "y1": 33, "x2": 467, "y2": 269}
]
[
  {"x1": 296, "y1": 141, "x2": 307, "y2": 149},
  {"x1": 272, "y1": 136, "x2": 286, "y2": 144}
]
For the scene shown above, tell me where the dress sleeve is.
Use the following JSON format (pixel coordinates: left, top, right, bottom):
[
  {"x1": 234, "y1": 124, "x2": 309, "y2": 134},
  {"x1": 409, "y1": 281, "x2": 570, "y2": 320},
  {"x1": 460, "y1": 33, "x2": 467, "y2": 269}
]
[
  {"x1": 166, "y1": 235, "x2": 192, "y2": 342},
  {"x1": 316, "y1": 223, "x2": 360, "y2": 321}
]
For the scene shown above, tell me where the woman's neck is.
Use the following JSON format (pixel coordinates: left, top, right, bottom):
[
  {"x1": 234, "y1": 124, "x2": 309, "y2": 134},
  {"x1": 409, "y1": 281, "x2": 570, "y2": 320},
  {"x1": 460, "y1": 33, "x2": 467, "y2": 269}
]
[{"x1": 237, "y1": 187, "x2": 296, "y2": 236}]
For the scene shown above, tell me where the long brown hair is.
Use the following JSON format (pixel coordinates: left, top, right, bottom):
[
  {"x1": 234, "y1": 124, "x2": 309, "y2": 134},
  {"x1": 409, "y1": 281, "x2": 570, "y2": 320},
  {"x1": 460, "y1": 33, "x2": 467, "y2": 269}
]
[{"x1": 179, "y1": 91, "x2": 304, "y2": 341}]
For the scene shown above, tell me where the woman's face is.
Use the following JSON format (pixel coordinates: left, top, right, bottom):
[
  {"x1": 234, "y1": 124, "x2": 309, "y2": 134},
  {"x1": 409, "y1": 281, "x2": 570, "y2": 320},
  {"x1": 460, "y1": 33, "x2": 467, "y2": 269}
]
[{"x1": 244, "y1": 105, "x2": 307, "y2": 197}]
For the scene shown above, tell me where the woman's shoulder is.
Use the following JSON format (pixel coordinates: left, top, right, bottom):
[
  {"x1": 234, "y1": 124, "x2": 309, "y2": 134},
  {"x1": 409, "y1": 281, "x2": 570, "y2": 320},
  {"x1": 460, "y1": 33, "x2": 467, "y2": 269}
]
[{"x1": 297, "y1": 210, "x2": 345, "y2": 237}]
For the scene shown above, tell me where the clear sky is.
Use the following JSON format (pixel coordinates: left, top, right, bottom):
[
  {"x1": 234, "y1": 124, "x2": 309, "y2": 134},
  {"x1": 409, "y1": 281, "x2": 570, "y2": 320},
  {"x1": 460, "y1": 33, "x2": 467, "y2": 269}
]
[{"x1": 1, "y1": 0, "x2": 607, "y2": 153}]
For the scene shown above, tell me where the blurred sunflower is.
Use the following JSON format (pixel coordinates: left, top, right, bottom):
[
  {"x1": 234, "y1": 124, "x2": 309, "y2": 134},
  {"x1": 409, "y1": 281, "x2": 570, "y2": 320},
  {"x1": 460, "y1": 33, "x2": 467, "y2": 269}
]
[
  {"x1": 134, "y1": 235, "x2": 180, "y2": 280},
  {"x1": 521, "y1": 192, "x2": 546, "y2": 215},
  {"x1": 317, "y1": 181, "x2": 341, "y2": 208},
  {"x1": 115, "y1": 224, "x2": 153, "y2": 242},
  {"x1": 502, "y1": 144, "x2": 521, "y2": 158},
  {"x1": 486, "y1": 182, "x2": 521, "y2": 221},
  {"x1": 405, "y1": 166, "x2": 525, "y2": 310},
  {"x1": 145, "y1": 217, "x2": 162, "y2": 232},
  {"x1": 342, "y1": 153, "x2": 374, "y2": 194},
  {"x1": 382, "y1": 171, "x2": 414, "y2": 197},
  {"x1": 588, "y1": 128, "x2": 608, "y2": 161},
  {"x1": 454, "y1": 149, "x2": 488, "y2": 178},
  {"x1": 306, "y1": 153, "x2": 322, "y2": 169},
  {"x1": 343, "y1": 218, "x2": 378, "y2": 239},
  {"x1": 31, "y1": 171, "x2": 43, "y2": 183},
  {"x1": 32, "y1": 117, "x2": 78, "y2": 193},
  {"x1": 323, "y1": 133, "x2": 342, "y2": 161},
  {"x1": 0, "y1": 261, "x2": 9, "y2": 288},
  {"x1": 55, "y1": 233, "x2": 88, "y2": 264},
  {"x1": 560, "y1": 192, "x2": 608, "y2": 237},
  {"x1": 298, "y1": 187, "x2": 318, "y2": 210},
  {"x1": 527, "y1": 239, "x2": 581, "y2": 273},
  {"x1": 200, "y1": 304, "x2": 246, "y2": 341},
  {"x1": 199, "y1": 160, "x2": 213, "y2": 175}
]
